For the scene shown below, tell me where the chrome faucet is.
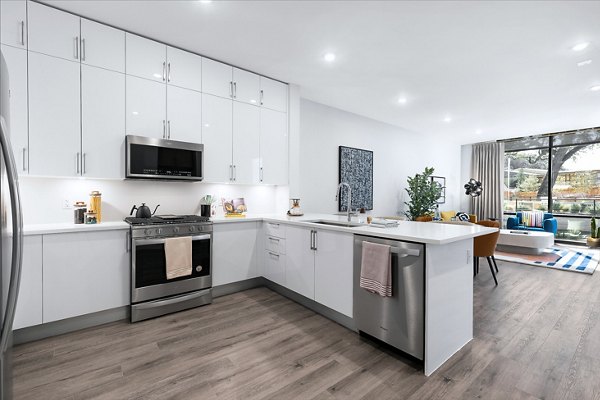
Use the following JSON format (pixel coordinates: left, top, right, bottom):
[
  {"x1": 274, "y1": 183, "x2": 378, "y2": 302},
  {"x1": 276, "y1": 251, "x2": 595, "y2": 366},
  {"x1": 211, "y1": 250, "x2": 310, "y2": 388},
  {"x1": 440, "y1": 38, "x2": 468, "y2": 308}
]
[{"x1": 336, "y1": 182, "x2": 353, "y2": 222}]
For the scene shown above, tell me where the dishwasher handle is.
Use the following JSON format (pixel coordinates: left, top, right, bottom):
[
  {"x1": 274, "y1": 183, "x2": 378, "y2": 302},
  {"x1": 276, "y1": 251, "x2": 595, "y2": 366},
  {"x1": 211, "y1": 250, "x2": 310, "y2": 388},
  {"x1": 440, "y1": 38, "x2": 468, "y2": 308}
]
[{"x1": 390, "y1": 247, "x2": 420, "y2": 258}]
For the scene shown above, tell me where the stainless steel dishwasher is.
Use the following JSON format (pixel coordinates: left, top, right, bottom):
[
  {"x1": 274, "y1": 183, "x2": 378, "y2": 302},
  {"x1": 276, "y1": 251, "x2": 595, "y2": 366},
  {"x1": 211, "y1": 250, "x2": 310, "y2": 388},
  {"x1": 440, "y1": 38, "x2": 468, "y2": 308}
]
[{"x1": 353, "y1": 235, "x2": 425, "y2": 360}]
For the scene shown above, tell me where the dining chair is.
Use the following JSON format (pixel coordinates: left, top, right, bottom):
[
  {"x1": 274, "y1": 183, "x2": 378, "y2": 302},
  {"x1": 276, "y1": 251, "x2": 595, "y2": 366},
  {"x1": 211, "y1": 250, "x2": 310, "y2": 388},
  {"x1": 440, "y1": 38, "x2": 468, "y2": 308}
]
[{"x1": 473, "y1": 220, "x2": 500, "y2": 285}]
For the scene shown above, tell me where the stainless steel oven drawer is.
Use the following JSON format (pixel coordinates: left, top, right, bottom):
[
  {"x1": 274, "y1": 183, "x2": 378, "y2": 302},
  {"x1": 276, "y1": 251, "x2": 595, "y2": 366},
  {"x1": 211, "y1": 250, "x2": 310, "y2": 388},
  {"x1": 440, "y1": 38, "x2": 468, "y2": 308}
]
[{"x1": 131, "y1": 288, "x2": 212, "y2": 322}]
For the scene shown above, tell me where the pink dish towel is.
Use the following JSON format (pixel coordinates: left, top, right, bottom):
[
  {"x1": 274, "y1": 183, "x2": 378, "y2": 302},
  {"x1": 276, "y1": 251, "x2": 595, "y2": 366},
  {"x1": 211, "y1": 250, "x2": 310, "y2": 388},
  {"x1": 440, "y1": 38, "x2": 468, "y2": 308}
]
[{"x1": 360, "y1": 241, "x2": 392, "y2": 297}]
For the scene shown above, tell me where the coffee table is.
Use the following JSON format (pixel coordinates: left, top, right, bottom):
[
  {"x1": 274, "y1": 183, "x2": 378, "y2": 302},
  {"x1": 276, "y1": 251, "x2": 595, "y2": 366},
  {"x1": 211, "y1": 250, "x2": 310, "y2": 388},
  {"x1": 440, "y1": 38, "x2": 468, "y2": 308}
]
[{"x1": 496, "y1": 229, "x2": 555, "y2": 255}]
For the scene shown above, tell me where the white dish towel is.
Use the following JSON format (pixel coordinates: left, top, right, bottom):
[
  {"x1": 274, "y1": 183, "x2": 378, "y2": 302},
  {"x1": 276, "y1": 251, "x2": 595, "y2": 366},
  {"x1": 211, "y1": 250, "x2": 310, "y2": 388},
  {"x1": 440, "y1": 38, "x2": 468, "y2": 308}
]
[{"x1": 164, "y1": 236, "x2": 192, "y2": 280}]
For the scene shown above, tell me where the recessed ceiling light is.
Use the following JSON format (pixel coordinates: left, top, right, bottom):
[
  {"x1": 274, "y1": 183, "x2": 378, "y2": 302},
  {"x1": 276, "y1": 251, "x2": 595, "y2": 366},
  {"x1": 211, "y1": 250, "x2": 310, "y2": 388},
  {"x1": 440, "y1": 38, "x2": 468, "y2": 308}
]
[
  {"x1": 443, "y1": 116, "x2": 452, "y2": 123},
  {"x1": 577, "y1": 59, "x2": 593, "y2": 67},
  {"x1": 199, "y1": 0, "x2": 212, "y2": 4},
  {"x1": 323, "y1": 52, "x2": 336, "y2": 62},
  {"x1": 591, "y1": 85, "x2": 600, "y2": 92},
  {"x1": 397, "y1": 97, "x2": 407, "y2": 104},
  {"x1": 204, "y1": 123, "x2": 210, "y2": 127},
  {"x1": 572, "y1": 42, "x2": 590, "y2": 51},
  {"x1": 476, "y1": 129, "x2": 482, "y2": 134}
]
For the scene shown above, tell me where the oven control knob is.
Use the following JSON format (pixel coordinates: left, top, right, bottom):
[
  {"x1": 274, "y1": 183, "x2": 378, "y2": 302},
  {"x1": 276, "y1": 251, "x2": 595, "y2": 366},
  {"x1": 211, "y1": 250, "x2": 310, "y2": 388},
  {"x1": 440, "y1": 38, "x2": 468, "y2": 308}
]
[
  {"x1": 145, "y1": 229, "x2": 152, "y2": 236},
  {"x1": 189, "y1": 226, "x2": 196, "y2": 232},
  {"x1": 174, "y1": 227, "x2": 180, "y2": 233},
  {"x1": 157, "y1": 228, "x2": 162, "y2": 235}
]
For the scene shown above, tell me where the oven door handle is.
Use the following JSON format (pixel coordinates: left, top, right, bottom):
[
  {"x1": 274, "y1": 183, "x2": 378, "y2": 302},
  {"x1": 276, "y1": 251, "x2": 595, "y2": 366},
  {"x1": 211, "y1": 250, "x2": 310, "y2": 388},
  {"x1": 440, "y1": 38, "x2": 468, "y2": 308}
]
[{"x1": 133, "y1": 234, "x2": 211, "y2": 246}]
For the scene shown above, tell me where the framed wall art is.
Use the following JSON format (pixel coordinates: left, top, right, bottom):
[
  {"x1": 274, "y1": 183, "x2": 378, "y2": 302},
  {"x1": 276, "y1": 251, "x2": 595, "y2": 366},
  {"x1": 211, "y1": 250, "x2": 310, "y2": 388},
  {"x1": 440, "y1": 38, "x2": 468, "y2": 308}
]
[{"x1": 338, "y1": 146, "x2": 374, "y2": 211}]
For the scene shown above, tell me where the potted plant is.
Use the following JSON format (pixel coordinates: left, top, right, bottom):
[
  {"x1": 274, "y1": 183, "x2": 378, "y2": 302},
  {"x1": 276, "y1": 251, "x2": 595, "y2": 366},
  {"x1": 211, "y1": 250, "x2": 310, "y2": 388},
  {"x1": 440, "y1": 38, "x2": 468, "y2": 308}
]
[
  {"x1": 404, "y1": 167, "x2": 443, "y2": 221},
  {"x1": 588, "y1": 217, "x2": 600, "y2": 248}
]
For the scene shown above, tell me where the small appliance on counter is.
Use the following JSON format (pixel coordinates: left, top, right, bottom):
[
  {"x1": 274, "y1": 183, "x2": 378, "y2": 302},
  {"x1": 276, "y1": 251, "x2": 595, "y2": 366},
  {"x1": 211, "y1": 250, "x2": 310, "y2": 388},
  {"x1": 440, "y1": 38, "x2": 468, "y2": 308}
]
[
  {"x1": 130, "y1": 203, "x2": 160, "y2": 218},
  {"x1": 287, "y1": 198, "x2": 303, "y2": 216},
  {"x1": 89, "y1": 190, "x2": 102, "y2": 223}
]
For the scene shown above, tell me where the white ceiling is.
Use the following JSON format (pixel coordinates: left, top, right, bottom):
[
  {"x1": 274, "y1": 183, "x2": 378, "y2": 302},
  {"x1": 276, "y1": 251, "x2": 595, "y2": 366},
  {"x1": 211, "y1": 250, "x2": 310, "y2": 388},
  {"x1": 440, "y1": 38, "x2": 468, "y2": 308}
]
[{"x1": 43, "y1": 0, "x2": 600, "y2": 144}]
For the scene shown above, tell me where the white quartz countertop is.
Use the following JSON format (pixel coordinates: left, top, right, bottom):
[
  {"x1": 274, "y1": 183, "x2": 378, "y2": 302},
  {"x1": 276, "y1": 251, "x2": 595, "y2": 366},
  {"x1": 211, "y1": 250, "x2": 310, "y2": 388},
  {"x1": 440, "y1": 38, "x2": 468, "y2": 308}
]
[{"x1": 24, "y1": 213, "x2": 497, "y2": 244}]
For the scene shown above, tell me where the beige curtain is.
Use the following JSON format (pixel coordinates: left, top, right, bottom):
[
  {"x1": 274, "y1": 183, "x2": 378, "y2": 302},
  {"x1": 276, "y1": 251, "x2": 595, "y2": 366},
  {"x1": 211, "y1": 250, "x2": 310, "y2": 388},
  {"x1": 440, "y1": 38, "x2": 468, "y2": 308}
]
[{"x1": 470, "y1": 142, "x2": 505, "y2": 221}]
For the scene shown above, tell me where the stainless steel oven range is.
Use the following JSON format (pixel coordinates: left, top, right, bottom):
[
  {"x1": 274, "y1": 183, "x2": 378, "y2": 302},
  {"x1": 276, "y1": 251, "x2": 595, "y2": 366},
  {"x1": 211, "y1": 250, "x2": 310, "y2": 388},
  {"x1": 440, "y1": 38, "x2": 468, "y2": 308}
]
[{"x1": 125, "y1": 215, "x2": 212, "y2": 322}]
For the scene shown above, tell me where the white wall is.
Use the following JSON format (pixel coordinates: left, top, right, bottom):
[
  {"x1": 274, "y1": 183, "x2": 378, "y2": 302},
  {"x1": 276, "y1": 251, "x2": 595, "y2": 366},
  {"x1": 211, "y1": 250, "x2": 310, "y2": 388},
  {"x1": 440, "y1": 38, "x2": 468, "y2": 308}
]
[
  {"x1": 459, "y1": 144, "x2": 473, "y2": 213},
  {"x1": 298, "y1": 99, "x2": 463, "y2": 216},
  {"x1": 20, "y1": 177, "x2": 288, "y2": 225}
]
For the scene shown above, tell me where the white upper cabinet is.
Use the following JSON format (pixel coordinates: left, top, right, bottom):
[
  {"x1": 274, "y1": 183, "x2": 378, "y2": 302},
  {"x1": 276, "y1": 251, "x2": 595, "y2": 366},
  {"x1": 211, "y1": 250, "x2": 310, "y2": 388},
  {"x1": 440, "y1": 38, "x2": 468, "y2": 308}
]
[
  {"x1": 166, "y1": 85, "x2": 202, "y2": 143},
  {"x1": 80, "y1": 19, "x2": 125, "y2": 73},
  {"x1": 1, "y1": 0, "x2": 27, "y2": 48},
  {"x1": 202, "y1": 57, "x2": 233, "y2": 99},
  {"x1": 260, "y1": 108, "x2": 288, "y2": 185},
  {"x1": 0, "y1": 44, "x2": 28, "y2": 174},
  {"x1": 232, "y1": 102, "x2": 260, "y2": 184},
  {"x1": 28, "y1": 2, "x2": 80, "y2": 61},
  {"x1": 167, "y1": 46, "x2": 202, "y2": 92},
  {"x1": 28, "y1": 52, "x2": 81, "y2": 177},
  {"x1": 202, "y1": 93, "x2": 232, "y2": 183},
  {"x1": 233, "y1": 68, "x2": 260, "y2": 105},
  {"x1": 126, "y1": 75, "x2": 167, "y2": 139},
  {"x1": 125, "y1": 33, "x2": 166, "y2": 83},
  {"x1": 260, "y1": 76, "x2": 287, "y2": 113},
  {"x1": 81, "y1": 65, "x2": 125, "y2": 179}
]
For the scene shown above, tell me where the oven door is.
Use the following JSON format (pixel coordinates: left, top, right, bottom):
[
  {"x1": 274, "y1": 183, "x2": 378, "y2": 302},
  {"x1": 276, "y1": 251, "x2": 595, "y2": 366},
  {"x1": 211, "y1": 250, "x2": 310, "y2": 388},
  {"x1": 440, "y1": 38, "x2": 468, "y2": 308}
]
[{"x1": 132, "y1": 234, "x2": 212, "y2": 303}]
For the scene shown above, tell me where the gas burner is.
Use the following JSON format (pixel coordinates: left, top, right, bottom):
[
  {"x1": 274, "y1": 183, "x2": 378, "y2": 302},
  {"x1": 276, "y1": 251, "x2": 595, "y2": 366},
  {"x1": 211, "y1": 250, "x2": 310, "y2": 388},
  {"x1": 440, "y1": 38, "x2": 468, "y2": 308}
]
[{"x1": 124, "y1": 215, "x2": 210, "y2": 226}]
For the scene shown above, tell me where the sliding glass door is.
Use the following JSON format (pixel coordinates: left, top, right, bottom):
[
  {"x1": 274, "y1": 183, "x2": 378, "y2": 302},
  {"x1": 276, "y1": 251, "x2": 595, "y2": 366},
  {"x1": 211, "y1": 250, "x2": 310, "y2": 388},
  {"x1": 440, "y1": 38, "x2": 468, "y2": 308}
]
[{"x1": 503, "y1": 128, "x2": 600, "y2": 243}]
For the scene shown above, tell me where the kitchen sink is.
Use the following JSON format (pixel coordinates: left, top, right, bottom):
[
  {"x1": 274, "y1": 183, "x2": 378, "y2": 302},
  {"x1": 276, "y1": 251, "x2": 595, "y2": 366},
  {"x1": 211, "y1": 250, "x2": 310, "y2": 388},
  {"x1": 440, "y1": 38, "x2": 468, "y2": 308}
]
[{"x1": 308, "y1": 220, "x2": 364, "y2": 228}]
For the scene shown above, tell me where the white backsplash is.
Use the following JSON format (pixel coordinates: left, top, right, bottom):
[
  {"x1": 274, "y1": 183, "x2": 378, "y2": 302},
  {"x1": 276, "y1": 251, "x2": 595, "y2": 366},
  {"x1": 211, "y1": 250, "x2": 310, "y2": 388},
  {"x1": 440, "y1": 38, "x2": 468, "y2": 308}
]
[{"x1": 20, "y1": 176, "x2": 289, "y2": 225}]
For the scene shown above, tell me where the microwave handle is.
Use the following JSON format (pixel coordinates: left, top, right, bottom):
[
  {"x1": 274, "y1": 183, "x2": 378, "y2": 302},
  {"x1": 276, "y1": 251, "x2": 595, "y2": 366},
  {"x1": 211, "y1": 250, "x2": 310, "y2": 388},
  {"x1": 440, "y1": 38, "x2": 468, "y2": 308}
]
[{"x1": 134, "y1": 234, "x2": 211, "y2": 246}]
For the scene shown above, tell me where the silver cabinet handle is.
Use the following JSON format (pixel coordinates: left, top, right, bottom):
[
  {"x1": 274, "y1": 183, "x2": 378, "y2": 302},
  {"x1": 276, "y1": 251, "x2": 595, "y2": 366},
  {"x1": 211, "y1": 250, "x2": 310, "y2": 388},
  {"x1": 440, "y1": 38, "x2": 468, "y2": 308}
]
[
  {"x1": 0, "y1": 119, "x2": 24, "y2": 354},
  {"x1": 233, "y1": 81, "x2": 237, "y2": 98},
  {"x1": 76, "y1": 152, "x2": 80, "y2": 174},
  {"x1": 269, "y1": 237, "x2": 280, "y2": 243},
  {"x1": 167, "y1": 120, "x2": 171, "y2": 139},
  {"x1": 260, "y1": 166, "x2": 263, "y2": 182},
  {"x1": 22, "y1": 148, "x2": 26, "y2": 171},
  {"x1": 167, "y1": 63, "x2": 171, "y2": 82},
  {"x1": 268, "y1": 251, "x2": 279, "y2": 258},
  {"x1": 83, "y1": 153, "x2": 87, "y2": 174},
  {"x1": 313, "y1": 230, "x2": 318, "y2": 251},
  {"x1": 260, "y1": 89, "x2": 264, "y2": 105},
  {"x1": 229, "y1": 81, "x2": 233, "y2": 98},
  {"x1": 126, "y1": 231, "x2": 131, "y2": 252},
  {"x1": 233, "y1": 165, "x2": 236, "y2": 181},
  {"x1": 20, "y1": 21, "x2": 25, "y2": 46},
  {"x1": 310, "y1": 230, "x2": 314, "y2": 250},
  {"x1": 81, "y1": 38, "x2": 86, "y2": 61},
  {"x1": 229, "y1": 165, "x2": 233, "y2": 181},
  {"x1": 162, "y1": 120, "x2": 166, "y2": 138},
  {"x1": 162, "y1": 62, "x2": 166, "y2": 81},
  {"x1": 74, "y1": 36, "x2": 79, "y2": 59}
]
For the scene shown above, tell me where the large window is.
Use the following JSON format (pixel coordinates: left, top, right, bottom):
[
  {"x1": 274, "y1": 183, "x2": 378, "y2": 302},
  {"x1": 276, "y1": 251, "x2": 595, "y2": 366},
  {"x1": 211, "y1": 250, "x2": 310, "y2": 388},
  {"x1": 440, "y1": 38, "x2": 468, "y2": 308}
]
[{"x1": 503, "y1": 128, "x2": 600, "y2": 243}]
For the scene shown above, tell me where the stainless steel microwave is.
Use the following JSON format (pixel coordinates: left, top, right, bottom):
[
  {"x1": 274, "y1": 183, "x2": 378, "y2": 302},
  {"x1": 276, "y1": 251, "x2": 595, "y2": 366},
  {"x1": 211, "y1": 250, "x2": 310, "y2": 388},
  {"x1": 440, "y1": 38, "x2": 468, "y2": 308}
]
[{"x1": 126, "y1": 135, "x2": 203, "y2": 181}]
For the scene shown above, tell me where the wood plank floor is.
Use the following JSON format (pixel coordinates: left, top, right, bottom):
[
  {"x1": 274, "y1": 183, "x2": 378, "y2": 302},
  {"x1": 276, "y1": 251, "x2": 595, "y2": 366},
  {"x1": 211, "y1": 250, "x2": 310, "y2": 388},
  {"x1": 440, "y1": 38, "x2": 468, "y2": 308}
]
[{"x1": 13, "y1": 259, "x2": 600, "y2": 400}]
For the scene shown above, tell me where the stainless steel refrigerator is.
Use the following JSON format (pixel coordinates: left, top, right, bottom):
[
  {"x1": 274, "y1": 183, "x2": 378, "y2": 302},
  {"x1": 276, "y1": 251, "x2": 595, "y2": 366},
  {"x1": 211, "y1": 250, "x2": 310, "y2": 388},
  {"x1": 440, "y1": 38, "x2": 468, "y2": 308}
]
[{"x1": 0, "y1": 50, "x2": 24, "y2": 400}]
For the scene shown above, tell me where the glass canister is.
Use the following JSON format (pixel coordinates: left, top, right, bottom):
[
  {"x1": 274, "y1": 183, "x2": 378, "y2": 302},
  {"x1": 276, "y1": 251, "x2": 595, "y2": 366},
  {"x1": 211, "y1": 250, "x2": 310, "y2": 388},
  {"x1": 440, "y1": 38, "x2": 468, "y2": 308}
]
[
  {"x1": 89, "y1": 191, "x2": 102, "y2": 223},
  {"x1": 73, "y1": 201, "x2": 87, "y2": 224}
]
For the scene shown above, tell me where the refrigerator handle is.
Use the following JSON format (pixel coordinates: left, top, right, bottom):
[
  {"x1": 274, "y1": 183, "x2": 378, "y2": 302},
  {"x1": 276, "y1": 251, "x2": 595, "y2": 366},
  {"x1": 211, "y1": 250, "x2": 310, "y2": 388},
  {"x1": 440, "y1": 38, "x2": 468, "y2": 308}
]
[{"x1": 0, "y1": 120, "x2": 24, "y2": 353}]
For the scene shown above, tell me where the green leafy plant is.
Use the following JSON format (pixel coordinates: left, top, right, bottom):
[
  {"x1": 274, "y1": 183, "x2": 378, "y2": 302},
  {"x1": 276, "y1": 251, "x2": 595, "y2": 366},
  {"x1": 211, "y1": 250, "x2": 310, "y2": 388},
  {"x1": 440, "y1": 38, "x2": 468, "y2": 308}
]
[
  {"x1": 404, "y1": 167, "x2": 443, "y2": 221},
  {"x1": 571, "y1": 204, "x2": 581, "y2": 213}
]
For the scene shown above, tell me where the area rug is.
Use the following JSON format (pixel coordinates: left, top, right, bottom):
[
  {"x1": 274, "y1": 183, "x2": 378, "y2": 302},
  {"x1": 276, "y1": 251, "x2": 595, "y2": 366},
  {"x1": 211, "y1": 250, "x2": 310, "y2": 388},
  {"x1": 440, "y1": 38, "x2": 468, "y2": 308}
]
[{"x1": 495, "y1": 246, "x2": 600, "y2": 274}]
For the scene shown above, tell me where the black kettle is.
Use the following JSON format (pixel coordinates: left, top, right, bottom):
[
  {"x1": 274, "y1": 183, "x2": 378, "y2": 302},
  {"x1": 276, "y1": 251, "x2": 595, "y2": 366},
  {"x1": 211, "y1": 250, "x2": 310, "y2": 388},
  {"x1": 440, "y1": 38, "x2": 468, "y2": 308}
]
[{"x1": 130, "y1": 203, "x2": 160, "y2": 218}]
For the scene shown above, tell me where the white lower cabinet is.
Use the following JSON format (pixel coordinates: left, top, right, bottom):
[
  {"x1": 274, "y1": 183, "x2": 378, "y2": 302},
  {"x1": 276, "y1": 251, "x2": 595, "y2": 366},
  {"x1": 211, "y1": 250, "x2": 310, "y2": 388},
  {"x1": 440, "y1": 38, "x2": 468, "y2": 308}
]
[
  {"x1": 213, "y1": 222, "x2": 259, "y2": 286},
  {"x1": 314, "y1": 230, "x2": 354, "y2": 317},
  {"x1": 284, "y1": 225, "x2": 315, "y2": 299},
  {"x1": 42, "y1": 230, "x2": 129, "y2": 323},
  {"x1": 13, "y1": 236, "x2": 43, "y2": 330}
]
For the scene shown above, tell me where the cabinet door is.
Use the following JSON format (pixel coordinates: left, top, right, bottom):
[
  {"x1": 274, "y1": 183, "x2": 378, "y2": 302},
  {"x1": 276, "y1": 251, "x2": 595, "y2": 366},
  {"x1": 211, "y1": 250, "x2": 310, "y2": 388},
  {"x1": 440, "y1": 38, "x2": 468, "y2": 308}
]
[
  {"x1": 285, "y1": 225, "x2": 315, "y2": 299},
  {"x1": 314, "y1": 230, "x2": 354, "y2": 317},
  {"x1": 126, "y1": 75, "x2": 167, "y2": 139},
  {"x1": 0, "y1": 45, "x2": 28, "y2": 174},
  {"x1": 201, "y1": 57, "x2": 232, "y2": 99},
  {"x1": 260, "y1": 108, "x2": 288, "y2": 185},
  {"x1": 201, "y1": 93, "x2": 232, "y2": 182},
  {"x1": 166, "y1": 85, "x2": 202, "y2": 143},
  {"x1": 1, "y1": 0, "x2": 27, "y2": 48},
  {"x1": 125, "y1": 33, "x2": 166, "y2": 83},
  {"x1": 232, "y1": 102, "x2": 260, "y2": 184},
  {"x1": 213, "y1": 222, "x2": 259, "y2": 286},
  {"x1": 28, "y1": 52, "x2": 81, "y2": 177},
  {"x1": 43, "y1": 230, "x2": 130, "y2": 323},
  {"x1": 13, "y1": 236, "x2": 43, "y2": 330},
  {"x1": 260, "y1": 76, "x2": 287, "y2": 113},
  {"x1": 81, "y1": 65, "x2": 125, "y2": 179},
  {"x1": 28, "y1": 2, "x2": 81, "y2": 61},
  {"x1": 81, "y1": 19, "x2": 125, "y2": 73},
  {"x1": 167, "y1": 46, "x2": 202, "y2": 92},
  {"x1": 264, "y1": 250, "x2": 285, "y2": 287},
  {"x1": 233, "y1": 67, "x2": 260, "y2": 105}
]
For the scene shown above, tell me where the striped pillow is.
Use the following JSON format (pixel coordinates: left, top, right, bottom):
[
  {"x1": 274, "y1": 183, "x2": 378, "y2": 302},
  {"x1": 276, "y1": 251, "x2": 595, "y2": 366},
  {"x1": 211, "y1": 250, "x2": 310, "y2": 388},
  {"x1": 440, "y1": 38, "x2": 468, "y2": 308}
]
[{"x1": 522, "y1": 211, "x2": 544, "y2": 228}]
